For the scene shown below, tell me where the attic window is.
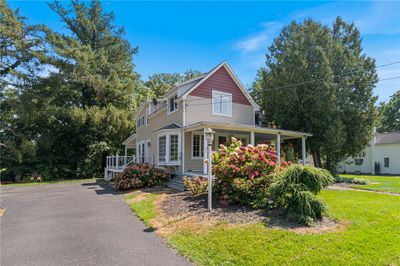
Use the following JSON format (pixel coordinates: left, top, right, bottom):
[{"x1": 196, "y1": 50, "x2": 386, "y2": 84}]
[
  {"x1": 212, "y1": 90, "x2": 232, "y2": 117},
  {"x1": 168, "y1": 95, "x2": 178, "y2": 114}
]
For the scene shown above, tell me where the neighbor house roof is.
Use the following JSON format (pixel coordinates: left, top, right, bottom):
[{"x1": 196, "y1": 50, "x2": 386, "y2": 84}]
[{"x1": 376, "y1": 132, "x2": 400, "y2": 144}]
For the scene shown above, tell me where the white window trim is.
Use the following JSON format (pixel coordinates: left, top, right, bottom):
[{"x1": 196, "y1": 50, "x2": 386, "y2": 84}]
[
  {"x1": 136, "y1": 140, "x2": 145, "y2": 163},
  {"x1": 212, "y1": 90, "x2": 232, "y2": 117},
  {"x1": 191, "y1": 132, "x2": 204, "y2": 160},
  {"x1": 167, "y1": 95, "x2": 178, "y2": 115},
  {"x1": 157, "y1": 130, "x2": 181, "y2": 165}
]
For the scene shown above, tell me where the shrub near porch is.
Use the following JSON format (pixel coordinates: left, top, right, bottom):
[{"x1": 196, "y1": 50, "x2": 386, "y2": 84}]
[
  {"x1": 212, "y1": 138, "x2": 287, "y2": 208},
  {"x1": 210, "y1": 138, "x2": 334, "y2": 224}
]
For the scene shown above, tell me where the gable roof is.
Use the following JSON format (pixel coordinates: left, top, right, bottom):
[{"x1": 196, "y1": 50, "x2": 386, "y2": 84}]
[
  {"x1": 376, "y1": 132, "x2": 400, "y2": 144},
  {"x1": 181, "y1": 61, "x2": 260, "y2": 110},
  {"x1": 135, "y1": 61, "x2": 261, "y2": 119}
]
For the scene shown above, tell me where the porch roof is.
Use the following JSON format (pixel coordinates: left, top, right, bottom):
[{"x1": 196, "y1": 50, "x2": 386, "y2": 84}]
[
  {"x1": 183, "y1": 121, "x2": 312, "y2": 139},
  {"x1": 122, "y1": 133, "x2": 136, "y2": 147}
]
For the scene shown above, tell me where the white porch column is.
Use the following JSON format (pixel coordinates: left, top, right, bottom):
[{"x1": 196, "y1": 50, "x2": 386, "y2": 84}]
[
  {"x1": 181, "y1": 131, "x2": 185, "y2": 175},
  {"x1": 276, "y1": 133, "x2": 281, "y2": 164},
  {"x1": 203, "y1": 129, "x2": 208, "y2": 175},
  {"x1": 181, "y1": 98, "x2": 186, "y2": 175},
  {"x1": 116, "y1": 154, "x2": 119, "y2": 169},
  {"x1": 124, "y1": 146, "x2": 128, "y2": 165},
  {"x1": 250, "y1": 131, "x2": 255, "y2": 145},
  {"x1": 302, "y1": 136, "x2": 306, "y2": 165}
]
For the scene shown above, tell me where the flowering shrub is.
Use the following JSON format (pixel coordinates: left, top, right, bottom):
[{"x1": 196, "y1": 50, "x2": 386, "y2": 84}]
[
  {"x1": 183, "y1": 176, "x2": 208, "y2": 195},
  {"x1": 114, "y1": 163, "x2": 169, "y2": 190},
  {"x1": 212, "y1": 138, "x2": 290, "y2": 207}
]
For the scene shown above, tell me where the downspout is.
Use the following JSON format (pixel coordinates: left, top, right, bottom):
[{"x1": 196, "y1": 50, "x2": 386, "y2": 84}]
[{"x1": 181, "y1": 97, "x2": 186, "y2": 176}]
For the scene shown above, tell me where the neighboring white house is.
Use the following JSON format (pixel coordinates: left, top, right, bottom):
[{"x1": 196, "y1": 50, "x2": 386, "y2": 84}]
[
  {"x1": 338, "y1": 131, "x2": 400, "y2": 175},
  {"x1": 104, "y1": 61, "x2": 312, "y2": 187}
]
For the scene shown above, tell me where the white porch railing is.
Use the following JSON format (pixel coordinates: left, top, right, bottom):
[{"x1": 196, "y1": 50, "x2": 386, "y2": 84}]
[
  {"x1": 104, "y1": 154, "x2": 154, "y2": 181},
  {"x1": 106, "y1": 155, "x2": 136, "y2": 170}
]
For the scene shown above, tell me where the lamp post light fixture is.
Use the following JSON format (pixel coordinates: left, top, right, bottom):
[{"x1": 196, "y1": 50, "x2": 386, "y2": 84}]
[{"x1": 204, "y1": 128, "x2": 215, "y2": 211}]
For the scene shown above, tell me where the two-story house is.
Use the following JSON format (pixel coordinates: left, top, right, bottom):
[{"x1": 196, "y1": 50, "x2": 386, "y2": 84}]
[{"x1": 105, "y1": 61, "x2": 312, "y2": 188}]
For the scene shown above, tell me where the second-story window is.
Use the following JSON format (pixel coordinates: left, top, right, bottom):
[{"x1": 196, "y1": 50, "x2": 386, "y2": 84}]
[
  {"x1": 168, "y1": 95, "x2": 178, "y2": 114},
  {"x1": 137, "y1": 115, "x2": 145, "y2": 128},
  {"x1": 212, "y1": 90, "x2": 232, "y2": 116}
]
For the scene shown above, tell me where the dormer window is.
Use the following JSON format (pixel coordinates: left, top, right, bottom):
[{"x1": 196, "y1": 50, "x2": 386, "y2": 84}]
[
  {"x1": 168, "y1": 95, "x2": 178, "y2": 114},
  {"x1": 212, "y1": 90, "x2": 232, "y2": 117}
]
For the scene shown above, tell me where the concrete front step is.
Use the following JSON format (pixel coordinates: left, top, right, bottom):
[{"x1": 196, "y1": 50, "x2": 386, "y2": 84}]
[{"x1": 167, "y1": 177, "x2": 184, "y2": 191}]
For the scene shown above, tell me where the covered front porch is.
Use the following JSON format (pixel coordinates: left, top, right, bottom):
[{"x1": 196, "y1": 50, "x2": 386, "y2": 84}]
[{"x1": 182, "y1": 121, "x2": 312, "y2": 176}]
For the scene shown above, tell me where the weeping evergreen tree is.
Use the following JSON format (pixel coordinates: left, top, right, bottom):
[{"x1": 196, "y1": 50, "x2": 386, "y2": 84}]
[{"x1": 252, "y1": 17, "x2": 377, "y2": 171}]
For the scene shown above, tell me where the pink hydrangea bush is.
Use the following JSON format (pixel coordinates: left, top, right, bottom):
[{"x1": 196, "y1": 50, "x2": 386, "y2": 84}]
[
  {"x1": 114, "y1": 163, "x2": 169, "y2": 190},
  {"x1": 212, "y1": 138, "x2": 290, "y2": 207}
]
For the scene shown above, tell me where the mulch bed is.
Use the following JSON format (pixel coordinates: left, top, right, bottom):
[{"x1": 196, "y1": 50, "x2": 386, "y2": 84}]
[{"x1": 160, "y1": 191, "x2": 341, "y2": 231}]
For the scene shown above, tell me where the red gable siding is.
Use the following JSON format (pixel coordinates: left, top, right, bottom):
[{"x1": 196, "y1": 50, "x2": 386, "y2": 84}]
[{"x1": 189, "y1": 67, "x2": 251, "y2": 106}]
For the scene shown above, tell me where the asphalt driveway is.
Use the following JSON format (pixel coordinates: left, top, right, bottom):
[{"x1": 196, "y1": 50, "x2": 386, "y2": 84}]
[{"x1": 0, "y1": 181, "x2": 190, "y2": 266}]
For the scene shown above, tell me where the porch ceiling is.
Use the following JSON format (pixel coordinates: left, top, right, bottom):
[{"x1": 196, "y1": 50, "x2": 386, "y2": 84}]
[{"x1": 183, "y1": 121, "x2": 312, "y2": 139}]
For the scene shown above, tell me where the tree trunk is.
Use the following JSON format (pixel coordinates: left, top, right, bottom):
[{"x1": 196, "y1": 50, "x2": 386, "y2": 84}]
[{"x1": 312, "y1": 149, "x2": 322, "y2": 168}]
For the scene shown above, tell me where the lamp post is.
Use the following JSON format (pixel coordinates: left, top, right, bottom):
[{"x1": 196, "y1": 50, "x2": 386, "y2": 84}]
[{"x1": 204, "y1": 128, "x2": 215, "y2": 211}]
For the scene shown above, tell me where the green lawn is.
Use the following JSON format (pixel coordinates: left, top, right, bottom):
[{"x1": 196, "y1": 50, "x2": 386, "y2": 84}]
[
  {"x1": 1, "y1": 178, "x2": 96, "y2": 186},
  {"x1": 340, "y1": 174, "x2": 400, "y2": 193},
  {"x1": 126, "y1": 193, "x2": 161, "y2": 227},
  {"x1": 128, "y1": 190, "x2": 400, "y2": 266}
]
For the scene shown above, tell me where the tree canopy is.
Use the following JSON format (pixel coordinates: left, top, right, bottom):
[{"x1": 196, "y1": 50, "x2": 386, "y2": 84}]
[
  {"x1": 0, "y1": 0, "x2": 47, "y2": 89},
  {"x1": 144, "y1": 70, "x2": 203, "y2": 98},
  {"x1": 1, "y1": 0, "x2": 143, "y2": 180},
  {"x1": 252, "y1": 17, "x2": 378, "y2": 171},
  {"x1": 377, "y1": 90, "x2": 400, "y2": 132}
]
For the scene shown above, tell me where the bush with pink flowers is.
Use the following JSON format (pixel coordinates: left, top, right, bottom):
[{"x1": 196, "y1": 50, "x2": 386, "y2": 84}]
[
  {"x1": 212, "y1": 138, "x2": 290, "y2": 207},
  {"x1": 114, "y1": 163, "x2": 169, "y2": 190}
]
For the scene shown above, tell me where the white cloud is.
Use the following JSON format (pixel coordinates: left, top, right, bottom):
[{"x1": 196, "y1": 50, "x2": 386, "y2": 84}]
[
  {"x1": 355, "y1": 1, "x2": 400, "y2": 35},
  {"x1": 236, "y1": 21, "x2": 283, "y2": 53}
]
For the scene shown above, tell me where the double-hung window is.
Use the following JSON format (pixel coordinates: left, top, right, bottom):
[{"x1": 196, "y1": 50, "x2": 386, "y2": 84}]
[
  {"x1": 169, "y1": 135, "x2": 179, "y2": 161},
  {"x1": 384, "y1": 157, "x2": 390, "y2": 168},
  {"x1": 212, "y1": 90, "x2": 232, "y2": 116},
  {"x1": 192, "y1": 133, "x2": 204, "y2": 159},
  {"x1": 168, "y1": 95, "x2": 178, "y2": 114},
  {"x1": 158, "y1": 136, "x2": 167, "y2": 162},
  {"x1": 136, "y1": 115, "x2": 145, "y2": 128},
  {"x1": 158, "y1": 131, "x2": 180, "y2": 165}
]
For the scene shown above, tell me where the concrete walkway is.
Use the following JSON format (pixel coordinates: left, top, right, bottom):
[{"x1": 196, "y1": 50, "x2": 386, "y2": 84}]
[
  {"x1": 326, "y1": 184, "x2": 400, "y2": 196},
  {"x1": 1, "y1": 181, "x2": 190, "y2": 266}
]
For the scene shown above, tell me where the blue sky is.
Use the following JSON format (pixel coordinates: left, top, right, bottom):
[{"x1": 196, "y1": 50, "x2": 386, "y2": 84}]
[{"x1": 9, "y1": 1, "x2": 400, "y2": 102}]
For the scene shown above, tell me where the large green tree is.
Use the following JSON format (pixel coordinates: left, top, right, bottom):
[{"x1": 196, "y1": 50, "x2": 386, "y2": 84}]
[
  {"x1": 0, "y1": 0, "x2": 47, "y2": 88},
  {"x1": 252, "y1": 17, "x2": 377, "y2": 171},
  {"x1": 1, "y1": 0, "x2": 48, "y2": 181},
  {"x1": 377, "y1": 90, "x2": 400, "y2": 132},
  {"x1": 1, "y1": 0, "x2": 143, "y2": 180}
]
